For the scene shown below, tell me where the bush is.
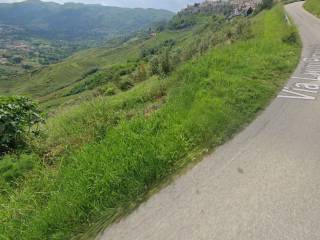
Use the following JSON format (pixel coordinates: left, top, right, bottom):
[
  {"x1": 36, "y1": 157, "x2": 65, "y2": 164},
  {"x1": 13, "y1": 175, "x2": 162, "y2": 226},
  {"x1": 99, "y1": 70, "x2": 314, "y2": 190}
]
[
  {"x1": 119, "y1": 78, "x2": 134, "y2": 91},
  {"x1": 67, "y1": 64, "x2": 135, "y2": 96},
  {"x1": 168, "y1": 15, "x2": 196, "y2": 30},
  {"x1": 225, "y1": 18, "x2": 253, "y2": 42},
  {"x1": 150, "y1": 56, "x2": 162, "y2": 75},
  {"x1": 133, "y1": 64, "x2": 148, "y2": 82},
  {"x1": 0, "y1": 96, "x2": 44, "y2": 155},
  {"x1": 104, "y1": 84, "x2": 117, "y2": 96},
  {"x1": 282, "y1": 29, "x2": 299, "y2": 45},
  {"x1": 140, "y1": 39, "x2": 176, "y2": 59},
  {"x1": 150, "y1": 49, "x2": 172, "y2": 76}
]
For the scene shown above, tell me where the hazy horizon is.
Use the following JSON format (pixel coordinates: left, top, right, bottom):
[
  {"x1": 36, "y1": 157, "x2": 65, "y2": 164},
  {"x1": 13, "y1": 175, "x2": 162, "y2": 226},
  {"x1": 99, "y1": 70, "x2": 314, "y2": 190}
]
[{"x1": 0, "y1": 0, "x2": 205, "y2": 11}]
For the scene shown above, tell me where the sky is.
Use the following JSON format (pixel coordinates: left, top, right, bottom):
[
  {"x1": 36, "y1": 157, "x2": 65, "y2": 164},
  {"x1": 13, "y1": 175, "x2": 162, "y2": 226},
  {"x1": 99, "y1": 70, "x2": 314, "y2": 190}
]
[{"x1": 0, "y1": 0, "x2": 204, "y2": 11}]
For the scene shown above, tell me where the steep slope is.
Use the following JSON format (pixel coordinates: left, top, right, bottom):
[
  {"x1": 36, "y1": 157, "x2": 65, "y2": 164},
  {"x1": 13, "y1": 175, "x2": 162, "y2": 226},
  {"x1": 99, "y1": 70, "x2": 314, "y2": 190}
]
[
  {"x1": 99, "y1": 2, "x2": 320, "y2": 239},
  {"x1": 0, "y1": 0, "x2": 174, "y2": 98},
  {"x1": 0, "y1": 12, "x2": 230, "y2": 110},
  {"x1": 0, "y1": 4, "x2": 300, "y2": 240}
]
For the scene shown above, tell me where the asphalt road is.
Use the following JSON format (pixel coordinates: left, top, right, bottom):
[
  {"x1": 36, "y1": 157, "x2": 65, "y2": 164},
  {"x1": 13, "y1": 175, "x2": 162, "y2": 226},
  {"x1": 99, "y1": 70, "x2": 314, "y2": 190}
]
[{"x1": 98, "y1": 2, "x2": 320, "y2": 239}]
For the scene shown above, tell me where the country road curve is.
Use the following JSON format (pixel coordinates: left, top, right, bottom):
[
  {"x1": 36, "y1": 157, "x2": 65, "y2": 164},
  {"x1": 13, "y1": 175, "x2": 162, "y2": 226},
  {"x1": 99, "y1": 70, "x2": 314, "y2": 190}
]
[{"x1": 98, "y1": 2, "x2": 320, "y2": 240}]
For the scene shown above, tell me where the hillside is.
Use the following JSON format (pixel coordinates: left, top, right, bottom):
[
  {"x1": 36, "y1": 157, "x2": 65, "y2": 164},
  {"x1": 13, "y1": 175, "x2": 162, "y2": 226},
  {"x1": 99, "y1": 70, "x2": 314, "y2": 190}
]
[
  {"x1": 0, "y1": 0, "x2": 174, "y2": 41},
  {"x1": 0, "y1": 0, "x2": 264, "y2": 112},
  {"x1": 0, "y1": 7, "x2": 235, "y2": 111},
  {"x1": 0, "y1": 2, "x2": 301, "y2": 239},
  {"x1": 304, "y1": 0, "x2": 320, "y2": 17},
  {"x1": 0, "y1": 0, "x2": 174, "y2": 98}
]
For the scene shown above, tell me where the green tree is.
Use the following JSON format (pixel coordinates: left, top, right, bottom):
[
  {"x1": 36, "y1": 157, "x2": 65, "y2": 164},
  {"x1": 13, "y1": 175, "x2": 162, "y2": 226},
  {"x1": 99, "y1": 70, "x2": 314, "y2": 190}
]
[
  {"x1": 0, "y1": 96, "x2": 44, "y2": 155},
  {"x1": 150, "y1": 56, "x2": 161, "y2": 75},
  {"x1": 160, "y1": 49, "x2": 171, "y2": 75}
]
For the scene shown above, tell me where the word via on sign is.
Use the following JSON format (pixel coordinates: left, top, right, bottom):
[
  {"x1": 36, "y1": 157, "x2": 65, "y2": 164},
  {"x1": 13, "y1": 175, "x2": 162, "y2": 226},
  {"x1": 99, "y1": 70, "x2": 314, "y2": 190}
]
[
  {"x1": 278, "y1": 83, "x2": 319, "y2": 100},
  {"x1": 278, "y1": 48, "x2": 320, "y2": 101}
]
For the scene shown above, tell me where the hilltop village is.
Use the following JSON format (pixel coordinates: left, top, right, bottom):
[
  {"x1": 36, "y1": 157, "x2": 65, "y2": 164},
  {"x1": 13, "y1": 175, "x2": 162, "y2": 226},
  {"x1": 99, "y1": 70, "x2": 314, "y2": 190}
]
[{"x1": 182, "y1": 0, "x2": 262, "y2": 16}]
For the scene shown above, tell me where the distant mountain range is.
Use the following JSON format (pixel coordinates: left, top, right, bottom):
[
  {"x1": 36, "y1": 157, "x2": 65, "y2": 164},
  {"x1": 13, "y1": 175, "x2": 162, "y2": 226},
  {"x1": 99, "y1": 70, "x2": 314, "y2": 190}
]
[
  {"x1": 0, "y1": 0, "x2": 174, "y2": 41},
  {"x1": 0, "y1": 0, "x2": 200, "y2": 12}
]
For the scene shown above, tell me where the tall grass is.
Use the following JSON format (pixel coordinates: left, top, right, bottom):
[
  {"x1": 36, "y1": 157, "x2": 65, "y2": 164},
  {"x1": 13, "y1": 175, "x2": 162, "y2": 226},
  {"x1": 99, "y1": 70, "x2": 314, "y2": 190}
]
[
  {"x1": 0, "y1": 5, "x2": 300, "y2": 240},
  {"x1": 304, "y1": 0, "x2": 320, "y2": 17}
]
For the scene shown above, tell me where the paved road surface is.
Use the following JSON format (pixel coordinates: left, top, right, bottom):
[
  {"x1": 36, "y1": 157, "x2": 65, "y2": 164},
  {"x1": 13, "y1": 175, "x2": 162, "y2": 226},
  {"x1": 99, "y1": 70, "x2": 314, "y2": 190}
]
[{"x1": 98, "y1": 3, "x2": 320, "y2": 239}]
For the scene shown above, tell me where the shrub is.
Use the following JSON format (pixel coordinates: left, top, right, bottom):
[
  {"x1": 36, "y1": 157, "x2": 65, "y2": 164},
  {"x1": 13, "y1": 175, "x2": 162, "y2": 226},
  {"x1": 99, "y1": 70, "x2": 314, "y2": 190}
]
[
  {"x1": 150, "y1": 56, "x2": 162, "y2": 75},
  {"x1": 133, "y1": 64, "x2": 148, "y2": 82},
  {"x1": 104, "y1": 85, "x2": 117, "y2": 96},
  {"x1": 67, "y1": 64, "x2": 135, "y2": 96},
  {"x1": 282, "y1": 29, "x2": 299, "y2": 45},
  {"x1": 168, "y1": 15, "x2": 196, "y2": 30},
  {"x1": 150, "y1": 50, "x2": 172, "y2": 76},
  {"x1": 0, "y1": 96, "x2": 44, "y2": 155},
  {"x1": 119, "y1": 78, "x2": 134, "y2": 91},
  {"x1": 140, "y1": 39, "x2": 176, "y2": 59},
  {"x1": 160, "y1": 49, "x2": 171, "y2": 75}
]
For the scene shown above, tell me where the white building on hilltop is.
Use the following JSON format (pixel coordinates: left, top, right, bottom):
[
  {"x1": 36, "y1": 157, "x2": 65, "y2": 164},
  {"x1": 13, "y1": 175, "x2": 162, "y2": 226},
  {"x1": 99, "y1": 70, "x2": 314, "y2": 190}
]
[{"x1": 183, "y1": 0, "x2": 262, "y2": 16}]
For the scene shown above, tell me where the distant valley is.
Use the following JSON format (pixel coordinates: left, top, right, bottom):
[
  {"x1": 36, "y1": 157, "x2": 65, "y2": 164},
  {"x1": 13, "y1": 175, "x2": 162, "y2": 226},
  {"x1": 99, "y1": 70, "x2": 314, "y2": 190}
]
[
  {"x1": 0, "y1": 0, "x2": 173, "y2": 84},
  {"x1": 0, "y1": 0, "x2": 173, "y2": 41}
]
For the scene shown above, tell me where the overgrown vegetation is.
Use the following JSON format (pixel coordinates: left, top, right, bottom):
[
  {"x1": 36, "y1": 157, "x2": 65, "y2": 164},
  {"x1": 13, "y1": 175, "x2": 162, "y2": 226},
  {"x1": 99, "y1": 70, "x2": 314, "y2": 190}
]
[
  {"x1": 0, "y1": 96, "x2": 43, "y2": 155},
  {"x1": 0, "y1": 0, "x2": 173, "y2": 94},
  {"x1": 0, "y1": 10, "x2": 249, "y2": 111},
  {"x1": 304, "y1": 0, "x2": 320, "y2": 17},
  {"x1": 0, "y1": 4, "x2": 300, "y2": 240}
]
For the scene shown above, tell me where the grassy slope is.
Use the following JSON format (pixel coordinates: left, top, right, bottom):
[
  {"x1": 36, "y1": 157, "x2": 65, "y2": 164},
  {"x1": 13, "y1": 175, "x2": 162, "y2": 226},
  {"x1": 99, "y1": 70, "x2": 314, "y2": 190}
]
[
  {"x1": 0, "y1": 2, "x2": 174, "y2": 97},
  {"x1": 0, "y1": 15, "x2": 229, "y2": 112},
  {"x1": 304, "y1": 0, "x2": 320, "y2": 17},
  {"x1": 0, "y1": 42, "x2": 139, "y2": 99},
  {"x1": 0, "y1": 30, "x2": 192, "y2": 111},
  {"x1": 0, "y1": 5, "x2": 300, "y2": 240},
  {"x1": 0, "y1": 15, "x2": 236, "y2": 113}
]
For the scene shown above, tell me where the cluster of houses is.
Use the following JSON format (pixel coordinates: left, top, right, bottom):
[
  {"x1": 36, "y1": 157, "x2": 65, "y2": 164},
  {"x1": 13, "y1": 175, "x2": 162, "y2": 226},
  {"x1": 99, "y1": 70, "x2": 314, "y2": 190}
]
[
  {"x1": 0, "y1": 42, "x2": 31, "y2": 65},
  {"x1": 231, "y1": 0, "x2": 262, "y2": 16},
  {"x1": 182, "y1": 0, "x2": 262, "y2": 17},
  {"x1": 0, "y1": 25, "x2": 33, "y2": 65},
  {"x1": 183, "y1": 0, "x2": 231, "y2": 14}
]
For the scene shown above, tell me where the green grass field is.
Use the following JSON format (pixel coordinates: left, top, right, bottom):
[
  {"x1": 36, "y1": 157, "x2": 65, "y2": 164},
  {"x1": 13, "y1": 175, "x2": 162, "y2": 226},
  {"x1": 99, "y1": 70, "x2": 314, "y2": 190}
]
[
  {"x1": 304, "y1": 0, "x2": 320, "y2": 17},
  {"x1": 0, "y1": 5, "x2": 301, "y2": 240}
]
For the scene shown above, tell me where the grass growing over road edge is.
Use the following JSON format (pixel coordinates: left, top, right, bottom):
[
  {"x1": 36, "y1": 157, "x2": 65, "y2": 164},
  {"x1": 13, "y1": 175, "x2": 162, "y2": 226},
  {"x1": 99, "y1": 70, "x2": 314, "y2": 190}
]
[
  {"x1": 0, "y1": 5, "x2": 300, "y2": 240},
  {"x1": 304, "y1": 0, "x2": 320, "y2": 17}
]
